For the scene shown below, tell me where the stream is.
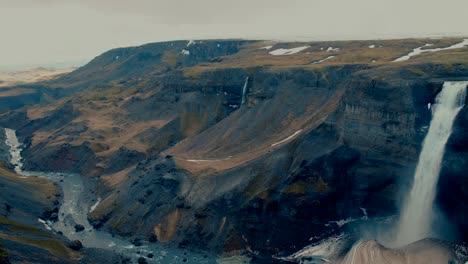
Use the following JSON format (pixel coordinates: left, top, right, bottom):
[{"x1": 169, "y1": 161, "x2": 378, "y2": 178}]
[{"x1": 4, "y1": 128, "x2": 222, "y2": 264}]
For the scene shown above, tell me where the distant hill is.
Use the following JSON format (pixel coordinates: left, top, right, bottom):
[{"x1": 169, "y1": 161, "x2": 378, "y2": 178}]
[{"x1": 0, "y1": 67, "x2": 75, "y2": 88}]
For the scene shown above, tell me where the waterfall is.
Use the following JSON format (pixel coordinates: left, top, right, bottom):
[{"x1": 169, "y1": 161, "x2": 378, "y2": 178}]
[
  {"x1": 241, "y1": 77, "x2": 249, "y2": 105},
  {"x1": 396, "y1": 81, "x2": 467, "y2": 245}
]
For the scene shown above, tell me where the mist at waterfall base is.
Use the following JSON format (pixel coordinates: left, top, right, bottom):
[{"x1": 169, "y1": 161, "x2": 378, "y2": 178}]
[
  {"x1": 343, "y1": 82, "x2": 466, "y2": 247},
  {"x1": 284, "y1": 81, "x2": 468, "y2": 263},
  {"x1": 363, "y1": 82, "x2": 468, "y2": 249},
  {"x1": 4, "y1": 82, "x2": 468, "y2": 263},
  {"x1": 340, "y1": 82, "x2": 468, "y2": 249},
  {"x1": 394, "y1": 81, "x2": 467, "y2": 246}
]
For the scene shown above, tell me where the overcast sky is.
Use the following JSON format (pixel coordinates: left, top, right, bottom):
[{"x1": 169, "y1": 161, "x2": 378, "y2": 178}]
[{"x1": 1, "y1": 0, "x2": 467, "y2": 70}]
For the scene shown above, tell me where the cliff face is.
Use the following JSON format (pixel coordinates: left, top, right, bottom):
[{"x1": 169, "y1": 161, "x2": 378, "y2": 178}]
[
  {"x1": 439, "y1": 102, "x2": 468, "y2": 241},
  {"x1": 1, "y1": 38, "x2": 468, "y2": 259},
  {"x1": 89, "y1": 75, "x2": 444, "y2": 256}
]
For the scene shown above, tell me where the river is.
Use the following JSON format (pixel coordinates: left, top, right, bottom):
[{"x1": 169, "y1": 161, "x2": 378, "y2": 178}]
[{"x1": 4, "y1": 128, "x2": 224, "y2": 263}]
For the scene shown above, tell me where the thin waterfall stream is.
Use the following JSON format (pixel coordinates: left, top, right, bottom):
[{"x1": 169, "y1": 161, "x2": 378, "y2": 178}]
[{"x1": 241, "y1": 77, "x2": 249, "y2": 105}]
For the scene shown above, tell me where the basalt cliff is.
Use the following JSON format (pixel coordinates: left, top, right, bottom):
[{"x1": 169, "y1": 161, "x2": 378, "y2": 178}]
[{"x1": 1, "y1": 38, "x2": 468, "y2": 262}]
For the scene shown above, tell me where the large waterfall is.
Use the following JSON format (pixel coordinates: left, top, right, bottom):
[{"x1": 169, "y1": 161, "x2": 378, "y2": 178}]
[{"x1": 396, "y1": 81, "x2": 467, "y2": 245}]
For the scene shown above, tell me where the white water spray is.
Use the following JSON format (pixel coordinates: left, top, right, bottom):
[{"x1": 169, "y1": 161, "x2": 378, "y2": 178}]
[
  {"x1": 396, "y1": 81, "x2": 467, "y2": 245},
  {"x1": 241, "y1": 77, "x2": 249, "y2": 105}
]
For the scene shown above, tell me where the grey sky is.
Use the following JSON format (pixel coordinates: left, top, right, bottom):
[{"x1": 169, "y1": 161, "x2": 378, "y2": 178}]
[{"x1": 1, "y1": 0, "x2": 467, "y2": 69}]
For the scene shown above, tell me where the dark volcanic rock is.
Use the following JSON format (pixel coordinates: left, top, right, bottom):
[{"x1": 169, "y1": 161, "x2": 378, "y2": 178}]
[
  {"x1": 137, "y1": 257, "x2": 147, "y2": 264},
  {"x1": 2, "y1": 38, "x2": 468, "y2": 260},
  {"x1": 148, "y1": 233, "x2": 158, "y2": 243},
  {"x1": 438, "y1": 103, "x2": 468, "y2": 240},
  {"x1": 74, "y1": 224, "x2": 85, "y2": 232},
  {"x1": 89, "y1": 73, "x2": 448, "y2": 258},
  {"x1": 68, "y1": 240, "x2": 83, "y2": 251},
  {"x1": 104, "y1": 147, "x2": 145, "y2": 174}
]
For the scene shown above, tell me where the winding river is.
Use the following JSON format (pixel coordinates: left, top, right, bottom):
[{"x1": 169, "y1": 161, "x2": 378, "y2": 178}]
[{"x1": 4, "y1": 128, "x2": 221, "y2": 263}]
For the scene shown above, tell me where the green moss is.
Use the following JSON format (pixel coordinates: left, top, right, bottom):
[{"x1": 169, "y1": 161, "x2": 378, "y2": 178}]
[
  {"x1": 282, "y1": 181, "x2": 309, "y2": 194},
  {"x1": 162, "y1": 51, "x2": 180, "y2": 67},
  {"x1": 0, "y1": 234, "x2": 73, "y2": 260},
  {"x1": 0, "y1": 242, "x2": 8, "y2": 263},
  {"x1": 0, "y1": 217, "x2": 52, "y2": 238},
  {"x1": 312, "y1": 176, "x2": 329, "y2": 192},
  {"x1": 0, "y1": 217, "x2": 76, "y2": 260}
]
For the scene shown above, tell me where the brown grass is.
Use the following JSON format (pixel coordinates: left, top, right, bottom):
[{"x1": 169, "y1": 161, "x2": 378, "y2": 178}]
[
  {"x1": 0, "y1": 217, "x2": 79, "y2": 260},
  {"x1": 102, "y1": 165, "x2": 135, "y2": 187},
  {"x1": 0, "y1": 88, "x2": 35, "y2": 97},
  {"x1": 0, "y1": 163, "x2": 56, "y2": 199},
  {"x1": 0, "y1": 233, "x2": 77, "y2": 260},
  {"x1": 154, "y1": 209, "x2": 182, "y2": 243},
  {"x1": 181, "y1": 37, "x2": 468, "y2": 77},
  {"x1": 282, "y1": 181, "x2": 309, "y2": 194}
]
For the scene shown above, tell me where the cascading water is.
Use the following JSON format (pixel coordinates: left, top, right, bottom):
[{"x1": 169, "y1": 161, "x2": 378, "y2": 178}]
[
  {"x1": 3, "y1": 128, "x2": 220, "y2": 263},
  {"x1": 4, "y1": 128, "x2": 24, "y2": 173},
  {"x1": 396, "y1": 81, "x2": 468, "y2": 246},
  {"x1": 241, "y1": 76, "x2": 249, "y2": 105},
  {"x1": 276, "y1": 82, "x2": 468, "y2": 264}
]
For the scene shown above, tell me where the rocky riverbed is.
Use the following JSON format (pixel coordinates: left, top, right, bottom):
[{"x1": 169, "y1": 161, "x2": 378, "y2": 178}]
[{"x1": 3, "y1": 128, "x2": 226, "y2": 264}]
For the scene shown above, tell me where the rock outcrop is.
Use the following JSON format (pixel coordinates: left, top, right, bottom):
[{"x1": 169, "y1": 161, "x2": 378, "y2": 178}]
[{"x1": 1, "y1": 38, "x2": 467, "y2": 261}]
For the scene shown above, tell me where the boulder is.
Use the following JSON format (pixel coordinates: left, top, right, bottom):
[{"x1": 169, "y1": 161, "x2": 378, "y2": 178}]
[
  {"x1": 68, "y1": 240, "x2": 83, "y2": 251},
  {"x1": 137, "y1": 257, "x2": 147, "y2": 264},
  {"x1": 74, "y1": 224, "x2": 85, "y2": 232}
]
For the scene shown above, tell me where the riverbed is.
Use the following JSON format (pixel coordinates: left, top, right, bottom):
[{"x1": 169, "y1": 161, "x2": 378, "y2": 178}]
[{"x1": 4, "y1": 128, "x2": 223, "y2": 263}]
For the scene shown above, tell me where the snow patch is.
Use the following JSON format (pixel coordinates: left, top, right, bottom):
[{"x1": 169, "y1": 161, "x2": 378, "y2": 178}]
[
  {"x1": 260, "y1": 45, "x2": 273, "y2": 50},
  {"x1": 360, "y1": 207, "x2": 368, "y2": 217},
  {"x1": 181, "y1": 49, "x2": 190, "y2": 55},
  {"x1": 89, "y1": 198, "x2": 102, "y2": 213},
  {"x1": 312, "y1": 56, "x2": 335, "y2": 64},
  {"x1": 286, "y1": 234, "x2": 346, "y2": 261},
  {"x1": 187, "y1": 40, "x2": 196, "y2": 47},
  {"x1": 38, "y1": 219, "x2": 52, "y2": 231},
  {"x1": 394, "y1": 39, "x2": 468, "y2": 62},
  {"x1": 325, "y1": 218, "x2": 357, "y2": 227},
  {"x1": 369, "y1": 45, "x2": 375, "y2": 49},
  {"x1": 360, "y1": 207, "x2": 368, "y2": 219},
  {"x1": 327, "y1": 47, "x2": 340, "y2": 52},
  {"x1": 269, "y1": 46, "x2": 310, "y2": 56},
  {"x1": 334, "y1": 219, "x2": 354, "y2": 227},
  {"x1": 271, "y1": 130, "x2": 302, "y2": 147}
]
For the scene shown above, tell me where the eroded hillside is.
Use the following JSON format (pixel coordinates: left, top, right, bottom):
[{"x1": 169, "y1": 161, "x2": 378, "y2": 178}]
[{"x1": 1, "y1": 37, "x2": 468, "y2": 260}]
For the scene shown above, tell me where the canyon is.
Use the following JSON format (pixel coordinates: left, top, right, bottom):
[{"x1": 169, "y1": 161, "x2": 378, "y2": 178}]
[{"x1": 0, "y1": 38, "x2": 467, "y2": 263}]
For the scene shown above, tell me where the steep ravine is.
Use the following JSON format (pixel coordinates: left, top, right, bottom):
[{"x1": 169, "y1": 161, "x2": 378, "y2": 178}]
[
  {"x1": 3, "y1": 128, "x2": 221, "y2": 264},
  {"x1": 1, "y1": 49, "x2": 468, "y2": 262},
  {"x1": 85, "y1": 75, "x2": 447, "y2": 258}
]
